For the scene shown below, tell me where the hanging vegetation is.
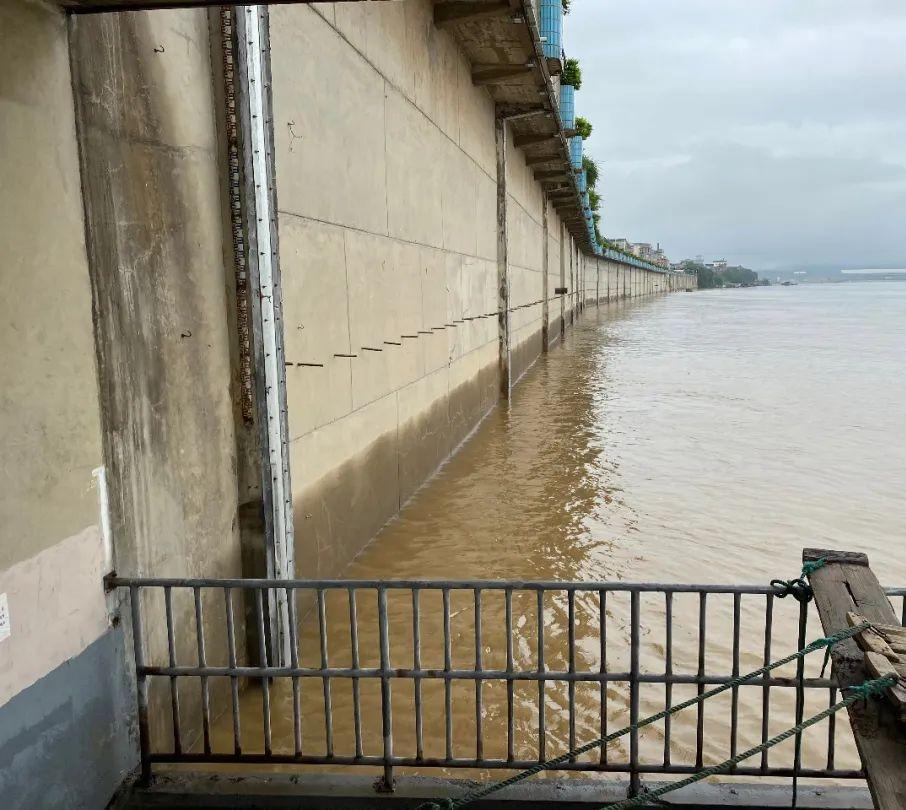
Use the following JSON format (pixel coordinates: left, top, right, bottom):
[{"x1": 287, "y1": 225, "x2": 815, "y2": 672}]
[
  {"x1": 561, "y1": 58, "x2": 582, "y2": 90},
  {"x1": 561, "y1": 0, "x2": 572, "y2": 13},
  {"x1": 582, "y1": 155, "x2": 599, "y2": 188},
  {"x1": 575, "y1": 116, "x2": 593, "y2": 139}
]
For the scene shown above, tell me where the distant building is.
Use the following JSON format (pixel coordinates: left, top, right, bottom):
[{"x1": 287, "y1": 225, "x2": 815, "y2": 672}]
[{"x1": 610, "y1": 239, "x2": 671, "y2": 268}]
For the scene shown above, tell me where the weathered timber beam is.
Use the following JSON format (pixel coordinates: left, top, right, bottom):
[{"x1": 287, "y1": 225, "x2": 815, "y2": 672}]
[
  {"x1": 435, "y1": 1, "x2": 512, "y2": 28},
  {"x1": 805, "y1": 548, "x2": 906, "y2": 809},
  {"x1": 513, "y1": 131, "x2": 557, "y2": 148},
  {"x1": 472, "y1": 65, "x2": 533, "y2": 86}
]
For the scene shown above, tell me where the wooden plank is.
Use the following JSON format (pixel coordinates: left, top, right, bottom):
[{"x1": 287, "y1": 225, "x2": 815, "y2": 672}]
[
  {"x1": 848, "y1": 612, "x2": 904, "y2": 662},
  {"x1": 804, "y1": 548, "x2": 906, "y2": 809}
]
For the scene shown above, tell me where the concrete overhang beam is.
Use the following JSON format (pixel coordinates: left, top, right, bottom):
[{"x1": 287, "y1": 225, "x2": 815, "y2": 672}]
[
  {"x1": 524, "y1": 154, "x2": 559, "y2": 167},
  {"x1": 512, "y1": 131, "x2": 557, "y2": 148},
  {"x1": 434, "y1": 0, "x2": 513, "y2": 28},
  {"x1": 64, "y1": 0, "x2": 392, "y2": 11},
  {"x1": 472, "y1": 64, "x2": 534, "y2": 86},
  {"x1": 534, "y1": 170, "x2": 569, "y2": 180}
]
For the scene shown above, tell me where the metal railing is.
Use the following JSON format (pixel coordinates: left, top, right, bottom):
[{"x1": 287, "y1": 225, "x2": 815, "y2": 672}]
[{"x1": 110, "y1": 576, "x2": 906, "y2": 797}]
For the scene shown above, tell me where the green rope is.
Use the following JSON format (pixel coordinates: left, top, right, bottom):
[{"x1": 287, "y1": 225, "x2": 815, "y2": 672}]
[
  {"x1": 418, "y1": 621, "x2": 870, "y2": 810},
  {"x1": 801, "y1": 558, "x2": 826, "y2": 577},
  {"x1": 600, "y1": 676, "x2": 895, "y2": 809}
]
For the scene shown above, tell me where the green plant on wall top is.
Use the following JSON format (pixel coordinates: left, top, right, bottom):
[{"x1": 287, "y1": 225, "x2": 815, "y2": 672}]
[
  {"x1": 582, "y1": 155, "x2": 599, "y2": 188},
  {"x1": 561, "y1": 58, "x2": 582, "y2": 90},
  {"x1": 562, "y1": 0, "x2": 572, "y2": 13},
  {"x1": 575, "y1": 116, "x2": 593, "y2": 139},
  {"x1": 588, "y1": 188, "x2": 600, "y2": 212}
]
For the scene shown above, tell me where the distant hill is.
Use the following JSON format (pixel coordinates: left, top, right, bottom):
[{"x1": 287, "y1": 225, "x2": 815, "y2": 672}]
[
  {"x1": 766, "y1": 266, "x2": 906, "y2": 283},
  {"x1": 678, "y1": 261, "x2": 765, "y2": 289}
]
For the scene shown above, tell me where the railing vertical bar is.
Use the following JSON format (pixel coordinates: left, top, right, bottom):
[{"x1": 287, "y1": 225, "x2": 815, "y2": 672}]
[
  {"x1": 505, "y1": 587, "x2": 515, "y2": 763},
  {"x1": 413, "y1": 589, "x2": 424, "y2": 761},
  {"x1": 164, "y1": 586, "x2": 182, "y2": 755},
  {"x1": 629, "y1": 589, "x2": 640, "y2": 797},
  {"x1": 287, "y1": 587, "x2": 302, "y2": 757},
  {"x1": 317, "y1": 589, "x2": 333, "y2": 757},
  {"x1": 193, "y1": 586, "x2": 212, "y2": 756},
  {"x1": 792, "y1": 599, "x2": 808, "y2": 795},
  {"x1": 443, "y1": 588, "x2": 453, "y2": 761},
  {"x1": 760, "y1": 594, "x2": 774, "y2": 772},
  {"x1": 537, "y1": 588, "x2": 546, "y2": 762},
  {"x1": 223, "y1": 586, "x2": 242, "y2": 756},
  {"x1": 254, "y1": 587, "x2": 272, "y2": 756},
  {"x1": 730, "y1": 592, "x2": 741, "y2": 764},
  {"x1": 663, "y1": 591, "x2": 672, "y2": 767},
  {"x1": 378, "y1": 585, "x2": 394, "y2": 789},
  {"x1": 348, "y1": 588, "x2": 363, "y2": 759},
  {"x1": 568, "y1": 589, "x2": 577, "y2": 762},
  {"x1": 599, "y1": 589, "x2": 608, "y2": 766},
  {"x1": 130, "y1": 586, "x2": 151, "y2": 785},
  {"x1": 695, "y1": 592, "x2": 705, "y2": 770},
  {"x1": 474, "y1": 588, "x2": 484, "y2": 761}
]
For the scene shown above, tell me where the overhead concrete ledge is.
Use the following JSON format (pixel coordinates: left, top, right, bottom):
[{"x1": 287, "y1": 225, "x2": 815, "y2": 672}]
[{"x1": 64, "y1": 0, "x2": 397, "y2": 14}]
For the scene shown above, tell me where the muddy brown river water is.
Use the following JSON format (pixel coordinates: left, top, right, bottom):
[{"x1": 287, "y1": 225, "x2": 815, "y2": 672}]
[{"x1": 213, "y1": 283, "x2": 906, "y2": 785}]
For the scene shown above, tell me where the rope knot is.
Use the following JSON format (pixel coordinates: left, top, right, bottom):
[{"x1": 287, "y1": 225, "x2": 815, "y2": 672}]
[
  {"x1": 770, "y1": 558, "x2": 826, "y2": 603},
  {"x1": 846, "y1": 676, "x2": 896, "y2": 700},
  {"x1": 770, "y1": 577, "x2": 813, "y2": 603}
]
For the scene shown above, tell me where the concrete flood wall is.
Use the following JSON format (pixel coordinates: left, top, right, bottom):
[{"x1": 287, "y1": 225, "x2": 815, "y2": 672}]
[
  {"x1": 0, "y1": 1, "x2": 690, "y2": 806},
  {"x1": 0, "y1": 2, "x2": 135, "y2": 806},
  {"x1": 269, "y1": 1, "x2": 577, "y2": 579}
]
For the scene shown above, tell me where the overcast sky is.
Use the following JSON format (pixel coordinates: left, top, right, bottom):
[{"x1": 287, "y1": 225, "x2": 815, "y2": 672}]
[{"x1": 565, "y1": 1, "x2": 906, "y2": 271}]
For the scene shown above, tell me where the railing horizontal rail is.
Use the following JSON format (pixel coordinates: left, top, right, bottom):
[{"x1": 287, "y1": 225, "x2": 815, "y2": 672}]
[
  {"x1": 144, "y1": 752, "x2": 863, "y2": 779},
  {"x1": 109, "y1": 575, "x2": 791, "y2": 593},
  {"x1": 136, "y1": 664, "x2": 837, "y2": 689},
  {"x1": 106, "y1": 575, "x2": 906, "y2": 597}
]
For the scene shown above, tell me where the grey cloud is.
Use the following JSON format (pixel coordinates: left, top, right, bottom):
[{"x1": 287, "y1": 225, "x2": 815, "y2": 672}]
[{"x1": 565, "y1": 0, "x2": 906, "y2": 269}]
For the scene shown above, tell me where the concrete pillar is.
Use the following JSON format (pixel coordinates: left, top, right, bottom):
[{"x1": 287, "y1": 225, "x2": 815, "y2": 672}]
[
  {"x1": 568, "y1": 238, "x2": 575, "y2": 325},
  {"x1": 595, "y1": 257, "x2": 600, "y2": 304},
  {"x1": 560, "y1": 222, "x2": 566, "y2": 338},
  {"x1": 541, "y1": 198, "x2": 550, "y2": 351},
  {"x1": 495, "y1": 116, "x2": 510, "y2": 397}
]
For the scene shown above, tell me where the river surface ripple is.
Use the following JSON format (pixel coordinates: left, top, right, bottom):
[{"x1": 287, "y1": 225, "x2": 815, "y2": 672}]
[{"x1": 236, "y1": 283, "x2": 906, "y2": 781}]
